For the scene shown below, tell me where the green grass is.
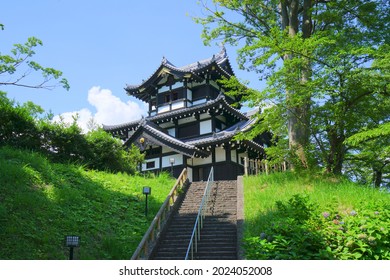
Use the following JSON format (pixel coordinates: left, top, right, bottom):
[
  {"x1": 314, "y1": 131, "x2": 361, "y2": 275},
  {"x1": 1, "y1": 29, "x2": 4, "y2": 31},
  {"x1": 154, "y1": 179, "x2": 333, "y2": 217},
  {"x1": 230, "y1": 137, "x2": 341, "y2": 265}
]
[
  {"x1": 243, "y1": 171, "x2": 390, "y2": 259},
  {"x1": 244, "y1": 172, "x2": 388, "y2": 234},
  {"x1": 0, "y1": 146, "x2": 175, "y2": 259}
]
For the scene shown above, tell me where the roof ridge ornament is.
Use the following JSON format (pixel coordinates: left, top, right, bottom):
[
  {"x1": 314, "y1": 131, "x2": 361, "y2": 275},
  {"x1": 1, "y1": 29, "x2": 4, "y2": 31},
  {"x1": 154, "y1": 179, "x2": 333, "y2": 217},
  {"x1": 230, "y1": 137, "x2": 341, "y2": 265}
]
[
  {"x1": 219, "y1": 44, "x2": 227, "y2": 57},
  {"x1": 139, "y1": 116, "x2": 147, "y2": 126},
  {"x1": 161, "y1": 56, "x2": 167, "y2": 64}
]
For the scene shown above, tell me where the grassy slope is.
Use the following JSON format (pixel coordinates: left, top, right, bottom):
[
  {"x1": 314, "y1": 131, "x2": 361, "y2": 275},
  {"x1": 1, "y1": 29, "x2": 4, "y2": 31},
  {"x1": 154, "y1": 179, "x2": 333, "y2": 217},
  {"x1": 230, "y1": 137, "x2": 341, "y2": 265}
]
[
  {"x1": 243, "y1": 171, "x2": 390, "y2": 245},
  {"x1": 0, "y1": 146, "x2": 175, "y2": 260}
]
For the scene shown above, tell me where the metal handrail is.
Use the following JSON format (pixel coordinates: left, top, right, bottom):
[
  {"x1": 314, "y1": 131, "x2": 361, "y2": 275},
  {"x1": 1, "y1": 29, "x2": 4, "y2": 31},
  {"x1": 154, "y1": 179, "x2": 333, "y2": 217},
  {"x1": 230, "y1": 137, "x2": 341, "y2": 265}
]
[
  {"x1": 131, "y1": 168, "x2": 188, "y2": 260},
  {"x1": 185, "y1": 167, "x2": 214, "y2": 260}
]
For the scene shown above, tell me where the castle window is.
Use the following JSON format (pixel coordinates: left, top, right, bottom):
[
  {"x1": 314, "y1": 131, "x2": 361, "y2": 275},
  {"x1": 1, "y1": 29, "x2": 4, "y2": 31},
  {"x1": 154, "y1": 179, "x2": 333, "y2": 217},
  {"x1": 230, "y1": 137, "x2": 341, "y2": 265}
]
[
  {"x1": 165, "y1": 93, "x2": 171, "y2": 103},
  {"x1": 158, "y1": 85, "x2": 170, "y2": 93},
  {"x1": 171, "y1": 81, "x2": 183, "y2": 90}
]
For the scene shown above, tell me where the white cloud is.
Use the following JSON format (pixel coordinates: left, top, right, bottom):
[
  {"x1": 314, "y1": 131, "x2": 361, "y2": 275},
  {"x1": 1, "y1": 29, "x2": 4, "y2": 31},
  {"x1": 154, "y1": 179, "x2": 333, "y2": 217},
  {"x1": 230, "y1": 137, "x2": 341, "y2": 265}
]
[
  {"x1": 52, "y1": 108, "x2": 93, "y2": 133},
  {"x1": 54, "y1": 86, "x2": 147, "y2": 133},
  {"x1": 87, "y1": 86, "x2": 146, "y2": 126}
]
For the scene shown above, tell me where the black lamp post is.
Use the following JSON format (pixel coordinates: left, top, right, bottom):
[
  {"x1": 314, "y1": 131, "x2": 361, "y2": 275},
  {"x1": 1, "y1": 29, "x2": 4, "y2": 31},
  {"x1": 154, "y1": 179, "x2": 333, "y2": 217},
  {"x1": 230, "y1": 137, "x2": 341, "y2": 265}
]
[
  {"x1": 169, "y1": 157, "x2": 175, "y2": 177},
  {"x1": 65, "y1": 235, "x2": 80, "y2": 260},
  {"x1": 143, "y1": 186, "x2": 151, "y2": 216}
]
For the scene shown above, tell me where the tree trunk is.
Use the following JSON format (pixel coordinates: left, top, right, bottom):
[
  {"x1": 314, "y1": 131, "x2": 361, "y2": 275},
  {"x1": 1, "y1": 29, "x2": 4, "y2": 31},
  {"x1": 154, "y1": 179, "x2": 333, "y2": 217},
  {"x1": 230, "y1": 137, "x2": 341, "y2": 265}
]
[
  {"x1": 281, "y1": 0, "x2": 312, "y2": 168},
  {"x1": 326, "y1": 126, "x2": 345, "y2": 175},
  {"x1": 373, "y1": 169, "x2": 382, "y2": 188}
]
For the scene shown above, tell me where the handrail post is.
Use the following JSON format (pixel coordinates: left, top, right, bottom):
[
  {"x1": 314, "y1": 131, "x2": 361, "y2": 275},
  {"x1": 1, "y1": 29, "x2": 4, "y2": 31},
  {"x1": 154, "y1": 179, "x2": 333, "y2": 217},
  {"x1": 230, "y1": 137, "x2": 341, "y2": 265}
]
[{"x1": 131, "y1": 168, "x2": 188, "y2": 260}]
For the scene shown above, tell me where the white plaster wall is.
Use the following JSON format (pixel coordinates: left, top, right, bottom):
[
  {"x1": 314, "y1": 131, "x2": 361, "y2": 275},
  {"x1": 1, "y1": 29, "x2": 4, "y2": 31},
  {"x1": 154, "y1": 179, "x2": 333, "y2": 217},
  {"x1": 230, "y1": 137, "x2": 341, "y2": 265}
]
[
  {"x1": 192, "y1": 98, "x2": 207, "y2": 106},
  {"x1": 158, "y1": 104, "x2": 170, "y2": 113},
  {"x1": 187, "y1": 167, "x2": 193, "y2": 182},
  {"x1": 200, "y1": 119, "x2": 212, "y2": 134},
  {"x1": 231, "y1": 149, "x2": 237, "y2": 163},
  {"x1": 187, "y1": 89, "x2": 192, "y2": 101},
  {"x1": 162, "y1": 146, "x2": 172, "y2": 154},
  {"x1": 171, "y1": 100, "x2": 185, "y2": 110},
  {"x1": 215, "y1": 147, "x2": 226, "y2": 162},
  {"x1": 192, "y1": 156, "x2": 212, "y2": 166},
  {"x1": 162, "y1": 154, "x2": 183, "y2": 168}
]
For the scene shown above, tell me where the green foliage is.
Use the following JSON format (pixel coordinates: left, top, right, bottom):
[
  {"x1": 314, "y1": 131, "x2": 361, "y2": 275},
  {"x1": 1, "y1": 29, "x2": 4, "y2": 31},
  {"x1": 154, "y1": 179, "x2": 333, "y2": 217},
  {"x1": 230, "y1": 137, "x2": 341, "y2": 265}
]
[
  {"x1": 346, "y1": 123, "x2": 390, "y2": 146},
  {"x1": 0, "y1": 92, "x2": 143, "y2": 174},
  {"x1": 39, "y1": 117, "x2": 88, "y2": 163},
  {"x1": 243, "y1": 172, "x2": 390, "y2": 260},
  {"x1": 195, "y1": 0, "x2": 390, "y2": 182},
  {"x1": 344, "y1": 122, "x2": 390, "y2": 188},
  {"x1": 245, "y1": 194, "x2": 326, "y2": 260},
  {"x1": 84, "y1": 129, "x2": 144, "y2": 173},
  {"x1": 0, "y1": 30, "x2": 69, "y2": 90},
  {"x1": 0, "y1": 146, "x2": 174, "y2": 259},
  {"x1": 0, "y1": 91, "x2": 43, "y2": 150}
]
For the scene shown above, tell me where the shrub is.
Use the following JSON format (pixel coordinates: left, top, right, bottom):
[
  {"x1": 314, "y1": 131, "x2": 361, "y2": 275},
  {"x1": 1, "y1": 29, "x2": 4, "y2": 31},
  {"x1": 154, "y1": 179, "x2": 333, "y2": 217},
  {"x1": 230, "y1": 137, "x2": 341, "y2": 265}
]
[
  {"x1": 320, "y1": 201, "x2": 390, "y2": 260},
  {"x1": 0, "y1": 92, "x2": 42, "y2": 149},
  {"x1": 0, "y1": 92, "x2": 144, "y2": 174},
  {"x1": 39, "y1": 118, "x2": 89, "y2": 163},
  {"x1": 244, "y1": 193, "x2": 390, "y2": 260},
  {"x1": 84, "y1": 129, "x2": 144, "y2": 174}
]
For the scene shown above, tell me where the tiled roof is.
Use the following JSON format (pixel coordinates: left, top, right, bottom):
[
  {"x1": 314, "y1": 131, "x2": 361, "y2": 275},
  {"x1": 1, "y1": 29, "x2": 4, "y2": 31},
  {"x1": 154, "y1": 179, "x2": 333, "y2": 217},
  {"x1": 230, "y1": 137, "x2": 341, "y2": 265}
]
[
  {"x1": 102, "y1": 119, "x2": 139, "y2": 132},
  {"x1": 123, "y1": 119, "x2": 210, "y2": 158},
  {"x1": 108, "y1": 109, "x2": 264, "y2": 157},
  {"x1": 125, "y1": 47, "x2": 234, "y2": 99},
  {"x1": 185, "y1": 118, "x2": 256, "y2": 146},
  {"x1": 103, "y1": 94, "x2": 247, "y2": 133},
  {"x1": 152, "y1": 94, "x2": 247, "y2": 122}
]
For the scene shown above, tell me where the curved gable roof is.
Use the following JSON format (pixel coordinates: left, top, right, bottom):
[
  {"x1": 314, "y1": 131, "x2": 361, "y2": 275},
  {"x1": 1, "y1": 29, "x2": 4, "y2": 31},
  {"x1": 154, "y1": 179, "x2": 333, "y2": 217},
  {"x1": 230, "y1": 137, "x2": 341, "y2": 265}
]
[
  {"x1": 125, "y1": 47, "x2": 234, "y2": 101},
  {"x1": 123, "y1": 119, "x2": 210, "y2": 158}
]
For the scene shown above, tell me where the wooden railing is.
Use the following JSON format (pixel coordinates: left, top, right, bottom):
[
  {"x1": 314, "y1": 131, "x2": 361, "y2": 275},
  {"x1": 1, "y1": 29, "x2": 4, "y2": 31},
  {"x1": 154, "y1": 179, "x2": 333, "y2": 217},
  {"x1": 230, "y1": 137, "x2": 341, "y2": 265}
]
[
  {"x1": 131, "y1": 168, "x2": 188, "y2": 260},
  {"x1": 244, "y1": 158, "x2": 288, "y2": 176}
]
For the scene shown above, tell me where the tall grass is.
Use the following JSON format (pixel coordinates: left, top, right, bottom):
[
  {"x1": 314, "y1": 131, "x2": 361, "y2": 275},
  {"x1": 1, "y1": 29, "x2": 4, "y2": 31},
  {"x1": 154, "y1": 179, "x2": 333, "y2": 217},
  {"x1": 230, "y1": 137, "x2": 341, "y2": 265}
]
[{"x1": 0, "y1": 146, "x2": 175, "y2": 259}]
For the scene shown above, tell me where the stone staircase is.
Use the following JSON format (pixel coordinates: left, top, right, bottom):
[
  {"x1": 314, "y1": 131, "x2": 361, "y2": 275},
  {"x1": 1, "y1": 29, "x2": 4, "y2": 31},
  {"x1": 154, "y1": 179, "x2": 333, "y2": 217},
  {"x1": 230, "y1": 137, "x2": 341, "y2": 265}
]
[{"x1": 150, "y1": 180, "x2": 237, "y2": 260}]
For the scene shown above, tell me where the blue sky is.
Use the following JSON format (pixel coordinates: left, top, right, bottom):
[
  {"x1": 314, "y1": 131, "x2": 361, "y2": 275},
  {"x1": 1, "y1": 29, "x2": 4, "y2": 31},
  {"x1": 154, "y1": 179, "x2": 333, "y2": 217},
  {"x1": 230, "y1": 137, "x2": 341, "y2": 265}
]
[{"x1": 1, "y1": 0, "x2": 264, "y2": 131}]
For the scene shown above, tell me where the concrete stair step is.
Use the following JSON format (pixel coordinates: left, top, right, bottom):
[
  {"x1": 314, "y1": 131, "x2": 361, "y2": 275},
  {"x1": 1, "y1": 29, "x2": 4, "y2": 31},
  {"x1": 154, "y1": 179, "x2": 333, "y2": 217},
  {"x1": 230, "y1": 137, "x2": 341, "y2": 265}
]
[{"x1": 151, "y1": 180, "x2": 238, "y2": 260}]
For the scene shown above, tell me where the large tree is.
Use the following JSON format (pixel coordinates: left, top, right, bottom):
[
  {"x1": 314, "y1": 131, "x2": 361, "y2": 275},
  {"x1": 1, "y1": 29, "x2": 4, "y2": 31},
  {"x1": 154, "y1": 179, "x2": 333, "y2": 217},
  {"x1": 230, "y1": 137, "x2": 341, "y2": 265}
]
[{"x1": 196, "y1": 0, "x2": 390, "y2": 175}]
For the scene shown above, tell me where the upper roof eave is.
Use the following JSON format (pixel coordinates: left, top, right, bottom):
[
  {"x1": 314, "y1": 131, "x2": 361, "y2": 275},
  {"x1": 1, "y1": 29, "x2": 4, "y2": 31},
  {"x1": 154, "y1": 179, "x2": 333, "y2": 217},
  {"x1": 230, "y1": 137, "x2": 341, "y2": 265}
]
[
  {"x1": 150, "y1": 95, "x2": 248, "y2": 124},
  {"x1": 102, "y1": 95, "x2": 249, "y2": 134},
  {"x1": 125, "y1": 48, "x2": 233, "y2": 100},
  {"x1": 123, "y1": 120, "x2": 210, "y2": 158}
]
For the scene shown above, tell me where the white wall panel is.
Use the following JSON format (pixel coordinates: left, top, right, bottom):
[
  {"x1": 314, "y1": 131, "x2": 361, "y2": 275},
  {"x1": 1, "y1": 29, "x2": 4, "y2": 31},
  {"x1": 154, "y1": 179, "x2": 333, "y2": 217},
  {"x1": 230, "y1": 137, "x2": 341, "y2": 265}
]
[
  {"x1": 200, "y1": 119, "x2": 212, "y2": 134},
  {"x1": 215, "y1": 147, "x2": 226, "y2": 162},
  {"x1": 192, "y1": 156, "x2": 212, "y2": 166},
  {"x1": 162, "y1": 154, "x2": 183, "y2": 168}
]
